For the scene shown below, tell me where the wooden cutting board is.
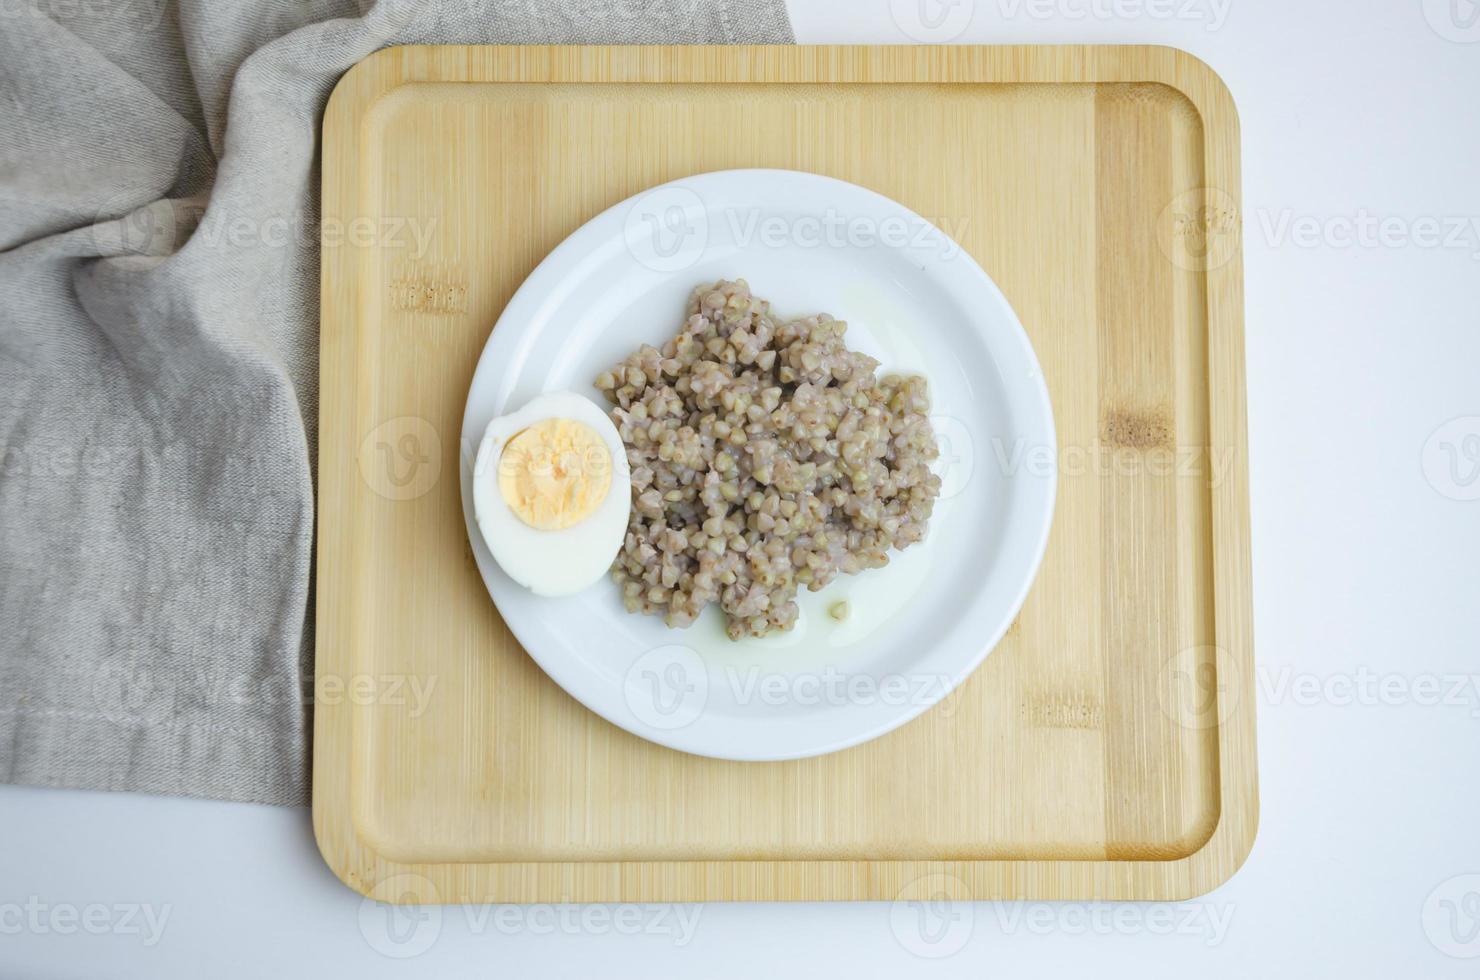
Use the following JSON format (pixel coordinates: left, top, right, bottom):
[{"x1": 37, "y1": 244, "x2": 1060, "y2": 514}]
[{"x1": 314, "y1": 44, "x2": 1256, "y2": 903}]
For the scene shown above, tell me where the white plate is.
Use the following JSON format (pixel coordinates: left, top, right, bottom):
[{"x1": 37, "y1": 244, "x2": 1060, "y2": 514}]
[{"x1": 460, "y1": 169, "x2": 1055, "y2": 761}]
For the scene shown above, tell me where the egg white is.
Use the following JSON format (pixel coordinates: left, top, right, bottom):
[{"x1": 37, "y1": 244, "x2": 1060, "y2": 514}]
[{"x1": 471, "y1": 392, "x2": 631, "y2": 597}]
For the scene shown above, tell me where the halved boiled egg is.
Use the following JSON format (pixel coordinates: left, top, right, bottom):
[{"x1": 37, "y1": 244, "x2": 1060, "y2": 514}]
[{"x1": 472, "y1": 391, "x2": 631, "y2": 597}]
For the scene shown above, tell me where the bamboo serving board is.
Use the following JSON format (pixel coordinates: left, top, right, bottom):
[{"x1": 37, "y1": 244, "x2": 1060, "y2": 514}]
[{"x1": 315, "y1": 44, "x2": 1256, "y2": 904}]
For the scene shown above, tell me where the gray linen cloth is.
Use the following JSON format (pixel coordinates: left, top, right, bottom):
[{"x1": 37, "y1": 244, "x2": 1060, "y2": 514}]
[{"x1": 0, "y1": 0, "x2": 794, "y2": 806}]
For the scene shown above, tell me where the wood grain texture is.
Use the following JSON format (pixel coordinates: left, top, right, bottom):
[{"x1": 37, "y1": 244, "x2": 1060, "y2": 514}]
[{"x1": 315, "y1": 45, "x2": 1256, "y2": 903}]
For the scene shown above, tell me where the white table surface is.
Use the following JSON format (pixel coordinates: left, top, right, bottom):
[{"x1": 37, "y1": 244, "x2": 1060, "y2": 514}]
[{"x1": 5, "y1": 0, "x2": 1479, "y2": 975}]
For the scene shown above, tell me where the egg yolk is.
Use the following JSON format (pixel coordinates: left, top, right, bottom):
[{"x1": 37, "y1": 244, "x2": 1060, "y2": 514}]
[{"x1": 496, "y1": 418, "x2": 613, "y2": 531}]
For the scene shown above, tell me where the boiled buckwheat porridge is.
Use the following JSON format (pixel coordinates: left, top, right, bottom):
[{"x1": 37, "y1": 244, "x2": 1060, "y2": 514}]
[{"x1": 596, "y1": 279, "x2": 941, "y2": 639}]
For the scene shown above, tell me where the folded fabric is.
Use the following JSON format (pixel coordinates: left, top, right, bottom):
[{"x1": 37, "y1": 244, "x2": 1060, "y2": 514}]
[{"x1": 0, "y1": 0, "x2": 795, "y2": 806}]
